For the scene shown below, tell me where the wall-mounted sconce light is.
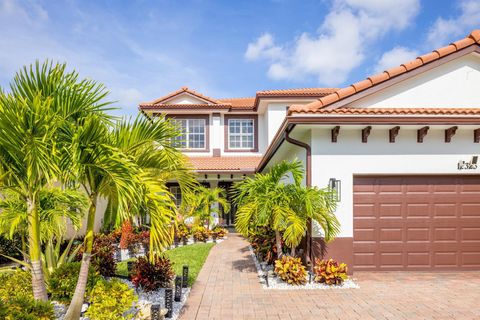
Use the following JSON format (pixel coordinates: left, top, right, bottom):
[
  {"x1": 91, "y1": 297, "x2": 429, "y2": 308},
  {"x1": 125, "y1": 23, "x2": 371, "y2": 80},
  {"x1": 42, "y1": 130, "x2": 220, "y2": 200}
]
[
  {"x1": 204, "y1": 174, "x2": 208, "y2": 180},
  {"x1": 329, "y1": 178, "x2": 341, "y2": 202}
]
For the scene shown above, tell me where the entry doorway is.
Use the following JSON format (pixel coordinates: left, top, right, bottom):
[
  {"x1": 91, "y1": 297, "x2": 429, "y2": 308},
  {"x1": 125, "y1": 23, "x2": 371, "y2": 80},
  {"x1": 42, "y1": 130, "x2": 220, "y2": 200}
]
[{"x1": 218, "y1": 181, "x2": 236, "y2": 226}]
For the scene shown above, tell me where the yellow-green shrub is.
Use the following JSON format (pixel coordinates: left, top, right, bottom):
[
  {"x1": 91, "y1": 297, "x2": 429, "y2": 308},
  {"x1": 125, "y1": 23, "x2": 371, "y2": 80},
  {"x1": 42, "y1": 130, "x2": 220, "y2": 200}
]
[
  {"x1": 86, "y1": 279, "x2": 137, "y2": 320},
  {"x1": 0, "y1": 269, "x2": 32, "y2": 302},
  {"x1": 274, "y1": 255, "x2": 307, "y2": 285},
  {"x1": 313, "y1": 258, "x2": 348, "y2": 285},
  {"x1": 0, "y1": 297, "x2": 54, "y2": 320}
]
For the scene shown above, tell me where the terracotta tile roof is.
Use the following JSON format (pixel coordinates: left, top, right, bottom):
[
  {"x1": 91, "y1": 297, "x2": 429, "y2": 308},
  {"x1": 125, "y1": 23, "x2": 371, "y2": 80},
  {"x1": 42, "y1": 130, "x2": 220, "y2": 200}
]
[
  {"x1": 310, "y1": 107, "x2": 480, "y2": 116},
  {"x1": 217, "y1": 97, "x2": 256, "y2": 109},
  {"x1": 140, "y1": 87, "x2": 338, "y2": 112},
  {"x1": 187, "y1": 156, "x2": 262, "y2": 172},
  {"x1": 257, "y1": 87, "x2": 338, "y2": 97},
  {"x1": 289, "y1": 30, "x2": 480, "y2": 114}
]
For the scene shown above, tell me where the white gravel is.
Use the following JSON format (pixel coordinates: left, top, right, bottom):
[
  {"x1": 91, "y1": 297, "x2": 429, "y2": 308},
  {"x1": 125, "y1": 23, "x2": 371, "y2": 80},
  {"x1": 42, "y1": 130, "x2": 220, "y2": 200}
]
[
  {"x1": 248, "y1": 245, "x2": 359, "y2": 290},
  {"x1": 54, "y1": 282, "x2": 191, "y2": 320},
  {"x1": 122, "y1": 279, "x2": 191, "y2": 320}
]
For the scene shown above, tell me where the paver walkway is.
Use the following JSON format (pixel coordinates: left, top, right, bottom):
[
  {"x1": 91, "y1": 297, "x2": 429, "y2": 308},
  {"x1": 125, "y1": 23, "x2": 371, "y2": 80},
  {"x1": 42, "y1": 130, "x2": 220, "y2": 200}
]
[{"x1": 180, "y1": 233, "x2": 480, "y2": 320}]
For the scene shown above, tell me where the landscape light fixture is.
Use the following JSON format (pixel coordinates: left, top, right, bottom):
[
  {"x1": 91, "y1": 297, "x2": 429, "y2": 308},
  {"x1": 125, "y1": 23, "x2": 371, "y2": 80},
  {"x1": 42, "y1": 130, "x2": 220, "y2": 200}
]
[{"x1": 329, "y1": 178, "x2": 341, "y2": 202}]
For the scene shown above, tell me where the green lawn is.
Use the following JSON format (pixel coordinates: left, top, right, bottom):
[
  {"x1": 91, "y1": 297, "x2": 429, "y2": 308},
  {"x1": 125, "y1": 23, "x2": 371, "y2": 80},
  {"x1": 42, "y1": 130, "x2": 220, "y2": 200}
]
[{"x1": 116, "y1": 243, "x2": 215, "y2": 286}]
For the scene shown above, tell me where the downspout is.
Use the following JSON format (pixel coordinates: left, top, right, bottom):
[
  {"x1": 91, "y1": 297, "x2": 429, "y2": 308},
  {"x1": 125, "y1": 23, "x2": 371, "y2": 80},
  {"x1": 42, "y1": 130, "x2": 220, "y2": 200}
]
[{"x1": 284, "y1": 126, "x2": 313, "y2": 267}]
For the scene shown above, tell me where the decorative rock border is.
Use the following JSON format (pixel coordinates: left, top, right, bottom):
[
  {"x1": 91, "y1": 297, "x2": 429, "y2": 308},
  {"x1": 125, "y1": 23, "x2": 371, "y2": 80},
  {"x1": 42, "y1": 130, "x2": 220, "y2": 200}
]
[{"x1": 248, "y1": 245, "x2": 359, "y2": 290}]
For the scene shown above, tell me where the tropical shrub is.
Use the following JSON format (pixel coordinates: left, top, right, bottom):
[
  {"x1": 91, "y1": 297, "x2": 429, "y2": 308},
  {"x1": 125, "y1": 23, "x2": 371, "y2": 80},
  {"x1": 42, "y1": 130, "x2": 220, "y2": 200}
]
[
  {"x1": 92, "y1": 234, "x2": 117, "y2": 276},
  {"x1": 85, "y1": 279, "x2": 137, "y2": 320},
  {"x1": 192, "y1": 226, "x2": 210, "y2": 242},
  {"x1": 0, "y1": 234, "x2": 23, "y2": 264},
  {"x1": 131, "y1": 255, "x2": 175, "y2": 291},
  {"x1": 49, "y1": 262, "x2": 101, "y2": 303},
  {"x1": 0, "y1": 269, "x2": 32, "y2": 302},
  {"x1": 313, "y1": 258, "x2": 348, "y2": 285},
  {"x1": 212, "y1": 225, "x2": 228, "y2": 239},
  {"x1": 0, "y1": 297, "x2": 55, "y2": 320},
  {"x1": 138, "y1": 230, "x2": 150, "y2": 250},
  {"x1": 274, "y1": 255, "x2": 307, "y2": 285},
  {"x1": 175, "y1": 223, "x2": 190, "y2": 240},
  {"x1": 120, "y1": 220, "x2": 136, "y2": 250},
  {"x1": 109, "y1": 228, "x2": 123, "y2": 243},
  {"x1": 249, "y1": 227, "x2": 281, "y2": 265}
]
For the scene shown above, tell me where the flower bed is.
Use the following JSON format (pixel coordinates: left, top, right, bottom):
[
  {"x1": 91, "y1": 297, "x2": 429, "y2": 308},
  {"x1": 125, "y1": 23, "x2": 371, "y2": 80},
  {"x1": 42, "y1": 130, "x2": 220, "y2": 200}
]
[{"x1": 249, "y1": 246, "x2": 359, "y2": 290}]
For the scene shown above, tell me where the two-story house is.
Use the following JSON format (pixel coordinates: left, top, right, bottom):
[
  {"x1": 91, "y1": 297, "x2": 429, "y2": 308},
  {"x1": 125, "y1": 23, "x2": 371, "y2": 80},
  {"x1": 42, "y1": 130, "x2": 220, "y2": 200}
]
[
  {"x1": 139, "y1": 86, "x2": 336, "y2": 224},
  {"x1": 140, "y1": 30, "x2": 480, "y2": 273}
]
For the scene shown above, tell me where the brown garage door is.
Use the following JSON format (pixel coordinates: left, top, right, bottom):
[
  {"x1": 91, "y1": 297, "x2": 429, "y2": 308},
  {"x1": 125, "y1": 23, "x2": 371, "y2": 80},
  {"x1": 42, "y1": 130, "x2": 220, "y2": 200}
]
[{"x1": 353, "y1": 176, "x2": 480, "y2": 271}]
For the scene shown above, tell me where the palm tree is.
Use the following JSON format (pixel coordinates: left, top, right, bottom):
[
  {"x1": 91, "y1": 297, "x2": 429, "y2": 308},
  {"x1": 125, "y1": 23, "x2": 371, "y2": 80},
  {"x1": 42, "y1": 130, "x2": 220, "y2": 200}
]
[
  {"x1": 0, "y1": 61, "x2": 110, "y2": 301},
  {"x1": 0, "y1": 188, "x2": 88, "y2": 251},
  {"x1": 187, "y1": 186, "x2": 230, "y2": 229},
  {"x1": 284, "y1": 184, "x2": 339, "y2": 256},
  {"x1": 64, "y1": 114, "x2": 196, "y2": 320},
  {"x1": 233, "y1": 160, "x2": 340, "y2": 259}
]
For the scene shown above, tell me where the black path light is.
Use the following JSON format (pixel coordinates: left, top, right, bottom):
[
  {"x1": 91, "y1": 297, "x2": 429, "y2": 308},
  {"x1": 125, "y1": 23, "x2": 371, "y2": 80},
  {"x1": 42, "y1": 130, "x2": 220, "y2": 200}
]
[
  {"x1": 182, "y1": 265, "x2": 189, "y2": 288},
  {"x1": 174, "y1": 276, "x2": 182, "y2": 302},
  {"x1": 127, "y1": 261, "x2": 134, "y2": 275},
  {"x1": 165, "y1": 288, "x2": 173, "y2": 318},
  {"x1": 151, "y1": 304, "x2": 161, "y2": 320}
]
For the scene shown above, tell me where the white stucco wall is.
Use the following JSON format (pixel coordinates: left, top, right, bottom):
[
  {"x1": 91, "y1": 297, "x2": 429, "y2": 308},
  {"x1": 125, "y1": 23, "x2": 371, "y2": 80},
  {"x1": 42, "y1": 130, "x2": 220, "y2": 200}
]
[
  {"x1": 164, "y1": 94, "x2": 209, "y2": 105},
  {"x1": 350, "y1": 53, "x2": 480, "y2": 108},
  {"x1": 211, "y1": 114, "x2": 221, "y2": 150},
  {"x1": 266, "y1": 103, "x2": 288, "y2": 144},
  {"x1": 310, "y1": 125, "x2": 480, "y2": 238}
]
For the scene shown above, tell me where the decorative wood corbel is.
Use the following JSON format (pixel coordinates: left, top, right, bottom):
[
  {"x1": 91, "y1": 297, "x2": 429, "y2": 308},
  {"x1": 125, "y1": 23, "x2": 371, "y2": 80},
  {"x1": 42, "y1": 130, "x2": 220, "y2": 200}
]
[
  {"x1": 362, "y1": 126, "x2": 372, "y2": 143},
  {"x1": 389, "y1": 126, "x2": 400, "y2": 143},
  {"x1": 417, "y1": 126, "x2": 429, "y2": 143},
  {"x1": 331, "y1": 126, "x2": 340, "y2": 143},
  {"x1": 445, "y1": 126, "x2": 458, "y2": 143}
]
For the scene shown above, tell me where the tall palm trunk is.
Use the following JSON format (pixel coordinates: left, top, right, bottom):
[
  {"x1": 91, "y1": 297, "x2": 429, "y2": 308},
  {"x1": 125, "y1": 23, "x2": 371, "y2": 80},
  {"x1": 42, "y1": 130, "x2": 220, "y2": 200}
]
[
  {"x1": 64, "y1": 194, "x2": 96, "y2": 320},
  {"x1": 27, "y1": 196, "x2": 48, "y2": 301},
  {"x1": 291, "y1": 246, "x2": 296, "y2": 257},
  {"x1": 275, "y1": 230, "x2": 283, "y2": 258}
]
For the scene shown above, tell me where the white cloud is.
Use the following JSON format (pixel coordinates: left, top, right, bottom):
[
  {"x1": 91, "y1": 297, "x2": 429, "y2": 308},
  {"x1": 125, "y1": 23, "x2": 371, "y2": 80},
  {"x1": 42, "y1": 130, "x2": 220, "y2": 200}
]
[
  {"x1": 427, "y1": 0, "x2": 480, "y2": 47},
  {"x1": 374, "y1": 46, "x2": 419, "y2": 73},
  {"x1": 245, "y1": 0, "x2": 420, "y2": 86},
  {"x1": 245, "y1": 33, "x2": 284, "y2": 61}
]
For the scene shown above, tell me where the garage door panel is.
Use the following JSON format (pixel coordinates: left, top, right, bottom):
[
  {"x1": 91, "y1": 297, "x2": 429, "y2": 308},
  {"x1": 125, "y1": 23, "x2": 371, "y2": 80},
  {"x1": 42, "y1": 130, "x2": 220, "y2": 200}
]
[
  {"x1": 406, "y1": 227, "x2": 430, "y2": 241},
  {"x1": 353, "y1": 204, "x2": 375, "y2": 216},
  {"x1": 461, "y1": 204, "x2": 480, "y2": 216},
  {"x1": 461, "y1": 252, "x2": 480, "y2": 267},
  {"x1": 407, "y1": 252, "x2": 430, "y2": 267},
  {"x1": 462, "y1": 227, "x2": 480, "y2": 241},
  {"x1": 405, "y1": 204, "x2": 430, "y2": 217},
  {"x1": 353, "y1": 176, "x2": 480, "y2": 271}
]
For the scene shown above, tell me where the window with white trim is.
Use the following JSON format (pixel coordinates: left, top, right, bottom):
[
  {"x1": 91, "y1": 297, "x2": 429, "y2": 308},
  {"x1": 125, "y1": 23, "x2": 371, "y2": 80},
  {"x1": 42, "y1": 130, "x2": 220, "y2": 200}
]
[
  {"x1": 169, "y1": 185, "x2": 182, "y2": 207},
  {"x1": 228, "y1": 119, "x2": 254, "y2": 149},
  {"x1": 172, "y1": 118, "x2": 206, "y2": 149}
]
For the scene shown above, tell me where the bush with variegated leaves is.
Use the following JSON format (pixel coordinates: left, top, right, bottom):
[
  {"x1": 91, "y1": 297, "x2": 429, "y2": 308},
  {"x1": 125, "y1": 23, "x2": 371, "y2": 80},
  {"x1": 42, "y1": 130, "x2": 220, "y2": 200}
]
[
  {"x1": 313, "y1": 258, "x2": 348, "y2": 285},
  {"x1": 274, "y1": 255, "x2": 307, "y2": 285}
]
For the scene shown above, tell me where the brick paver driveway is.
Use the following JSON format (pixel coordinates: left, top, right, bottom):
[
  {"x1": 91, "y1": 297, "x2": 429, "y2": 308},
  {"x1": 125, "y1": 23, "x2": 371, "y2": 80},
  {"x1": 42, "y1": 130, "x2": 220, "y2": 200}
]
[{"x1": 180, "y1": 233, "x2": 480, "y2": 320}]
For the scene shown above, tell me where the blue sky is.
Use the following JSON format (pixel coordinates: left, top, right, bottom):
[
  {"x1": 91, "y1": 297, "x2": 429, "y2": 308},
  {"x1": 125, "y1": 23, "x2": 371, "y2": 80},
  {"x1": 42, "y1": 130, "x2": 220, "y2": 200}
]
[{"x1": 0, "y1": 0, "x2": 479, "y2": 116}]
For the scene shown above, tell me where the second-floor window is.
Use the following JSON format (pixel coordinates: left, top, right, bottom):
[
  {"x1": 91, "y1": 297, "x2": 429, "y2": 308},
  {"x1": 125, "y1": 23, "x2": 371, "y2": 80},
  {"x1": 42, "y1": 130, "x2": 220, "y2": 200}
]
[
  {"x1": 228, "y1": 118, "x2": 254, "y2": 149},
  {"x1": 173, "y1": 118, "x2": 206, "y2": 149}
]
